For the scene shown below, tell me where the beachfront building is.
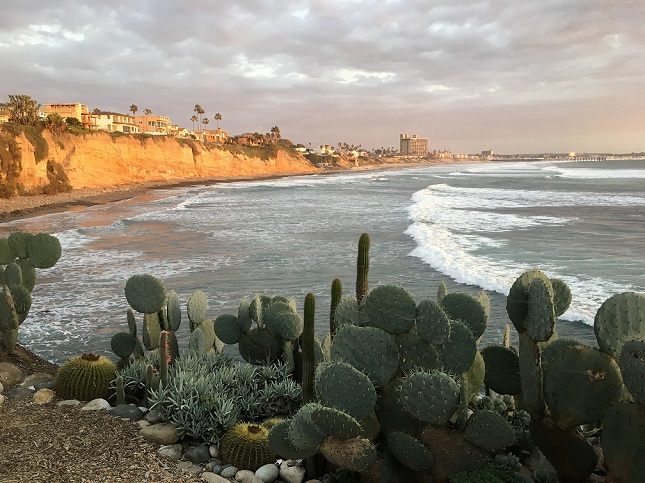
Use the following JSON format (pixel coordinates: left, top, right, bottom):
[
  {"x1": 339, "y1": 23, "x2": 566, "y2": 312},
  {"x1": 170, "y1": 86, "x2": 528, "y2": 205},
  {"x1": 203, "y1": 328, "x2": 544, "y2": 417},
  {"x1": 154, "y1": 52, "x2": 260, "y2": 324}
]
[
  {"x1": 0, "y1": 103, "x2": 9, "y2": 124},
  {"x1": 400, "y1": 133, "x2": 428, "y2": 157},
  {"x1": 134, "y1": 115, "x2": 171, "y2": 135},
  {"x1": 41, "y1": 103, "x2": 98, "y2": 130},
  {"x1": 202, "y1": 128, "x2": 228, "y2": 143},
  {"x1": 94, "y1": 111, "x2": 139, "y2": 133},
  {"x1": 168, "y1": 125, "x2": 190, "y2": 137}
]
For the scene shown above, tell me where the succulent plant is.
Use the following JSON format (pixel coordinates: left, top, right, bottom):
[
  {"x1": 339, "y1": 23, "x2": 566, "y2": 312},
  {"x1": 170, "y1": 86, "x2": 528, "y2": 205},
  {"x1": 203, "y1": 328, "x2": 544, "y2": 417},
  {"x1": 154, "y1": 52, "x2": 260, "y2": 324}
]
[
  {"x1": 54, "y1": 353, "x2": 117, "y2": 401},
  {"x1": 356, "y1": 233, "x2": 370, "y2": 304}
]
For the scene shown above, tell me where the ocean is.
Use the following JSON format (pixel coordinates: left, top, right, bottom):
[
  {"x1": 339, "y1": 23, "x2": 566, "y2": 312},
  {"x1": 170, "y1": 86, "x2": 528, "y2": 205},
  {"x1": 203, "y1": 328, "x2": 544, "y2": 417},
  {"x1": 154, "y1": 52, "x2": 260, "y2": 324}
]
[{"x1": 2, "y1": 158, "x2": 643, "y2": 364}]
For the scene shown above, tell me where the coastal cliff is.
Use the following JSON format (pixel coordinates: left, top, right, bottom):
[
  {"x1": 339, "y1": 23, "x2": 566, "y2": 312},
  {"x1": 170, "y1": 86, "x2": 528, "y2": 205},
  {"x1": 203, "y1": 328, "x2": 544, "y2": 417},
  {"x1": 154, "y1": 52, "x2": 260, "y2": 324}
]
[{"x1": 1, "y1": 128, "x2": 319, "y2": 193}]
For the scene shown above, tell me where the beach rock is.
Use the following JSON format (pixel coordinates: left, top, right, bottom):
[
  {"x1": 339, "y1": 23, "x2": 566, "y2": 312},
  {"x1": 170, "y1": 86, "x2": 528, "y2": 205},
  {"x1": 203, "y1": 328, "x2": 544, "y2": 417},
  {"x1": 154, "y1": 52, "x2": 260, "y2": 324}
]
[
  {"x1": 279, "y1": 460, "x2": 306, "y2": 483},
  {"x1": 209, "y1": 444, "x2": 220, "y2": 458},
  {"x1": 57, "y1": 399, "x2": 81, "y2": 406},
  {"x1": 109, "y1": 403, "x2": 144, "y2": 421},
  {"x1": 184, "y1": 444, "x2": 212, "y2": 464},
  {"x1": 4, "y1": 385, "x2": 34, "y2": 402},
  {"x1": 236, "y1": 469, "x2": 264, "y2": 483},
  {"x1": 33, "y1": 388, "x2": 54, "y2": 405},
  {"x1": 140, "y1": 422, "x2": 180, "y2": 445},
  {"x1": 0, "y1": 381, "x2": 4, "y2": 393},
  {"x1": 145, "y1": 410, "x2": 162, "y2": 423},
  {"x1": 256, "y1": 463, "x2": 280, "y2": 482},
  {"x1": 202, "y1": 472, "x2": 230, "y2": 483},
  {"x1": 0, "y1": 362, "x2": 23, "y2": 387},
  {"x1": 158, "y1": 443, "x2": 183, "y2": 460},
  {"x1": 81, "y1": 398, "x2": 111, "y2": 410},
  {"x1": 208, "y1": 463, "x2": 228, "y2": 474},
  {"x1": 221, "y1": 465, "x2": 238, "y2": 478},
  {"x1": 138, "y1": 420, "x2": 151, "y2": 429},
  {"x1": 21, "y1": 372, "x2": 55, "y2": 388},
  {"x1": 177, "y1": 461, "x2": 203, "y2": 475},
  {"x1": 0, "y1": 394, "x2": 5, "y2": 405}
]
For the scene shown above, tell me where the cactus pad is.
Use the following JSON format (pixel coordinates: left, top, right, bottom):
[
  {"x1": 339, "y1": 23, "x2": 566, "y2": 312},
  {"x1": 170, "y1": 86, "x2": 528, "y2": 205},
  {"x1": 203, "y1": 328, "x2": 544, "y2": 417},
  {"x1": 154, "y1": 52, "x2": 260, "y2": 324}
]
[
  {"x1": 187, "y1": 290, "x2": 208, "y2": 325},
  {"x1": 375, "y1": 378, "x2": 422, "y2": 435},
  {"x1": 395, "y1": 333, "x2": 441, "y2": 374},
  {"x1": 602, "y1": 401, "x2": 645, "y2": 483},
  {"x1": 111, "y1": 332, "x2": 136, "y2": 359},
  {"x1": 238, "y1": 328, "x2": 282, "y2": 364},
  {"x1": 319, "y1": 436, "x2": 377, "y2": 473},
  {"x1": 27, "y1": 233, "x2": 62, "y2": 269},
  {"x1": 311, "y1": 406, "x2": 363, "y2": 440},
  {"x1": 219, "y1": 423, "x2": 276, "y2": 471},
  {"x1": 16, "y1": 259, "x2": 36, "y2": 292},
  {"x1": 237, "y1": 296, "x2": 253, "y2": 333},
  {"x1": 334, "y1": 296, "x2": 361, "y2": 328},
  {"x1": 7, "y1": 232, "x2": 33, "y2": 259},
  {"x1": 439, "y1": 320, "x2": 477, "y2": 375},
  {"x1": 0, "y1": 238, "x2": 13, "y2": 264},
  {"x1": 416, "y1": 298, "x2": 451, "y2": 346},
  {"x1": 543, "y1": 344, "x2": 624, "y2": 429},
  {"x1": 265, "y1": 310, "x2": 303, "y2": 342},
  {"x1": 480, "y1": 345, "x2": 521, "y2": 395},
  {"x1": 550, "y1": 278, "x2": 572, "y2": 317},
  {"x1": 331, "y1": 325, "x2": 399, "y2": 387},
  {"x1": 441, "y1": 292, "x2": 488, "y2": 340},
  {"x1": 4, "y1": 263, "x2": 22, "y2": 287},
  {"x1": 142, "y1": 312, "x2": 162, "y2": 350},
  {"x1": 9, "y1": 284, "x2": 31, "y2": 317},
  {"x1": 400, "y1": 371, "x2": 460, "y2": 425},
  {"x1": 506, "y1": 269, "x2": 551, "y2": 333},
  {"x1": 268, "y1": 419, "x2": 318, "y2": 460},
  {"x1": 189, "y1": 326, "x2": 205, "y2": 352},
  {"x1": 618, "y1": 338, "x2": 645, "y2": 405},
  {"x1": 526, "y1": 277, "x2": 556, "y2": 342},
  {"x1": 364, "y1": 285, "x2": 416, "y2": 335},
  {"x1": 124, "y1": 274, "x2": 166, "y2": 314},
  {"x1": 214, "y1": 313, "x2": 243, "y2": 344},
  {"x1": 166, "y1": 290, "x2": 181, "y2": 331},
  {"x1": 288, "y1": 403, "x2": 328, "y2": 451},
  {"x1": 594, "y1": 291, "x2": 645, "y2": 359},
  {"x1": 464, "y1": 410, "x2": 516, "y2": 452},
  {"x1": 54, "y1": 353, "x2": 117, "y2": 401},
  {"x1": 387, "y1": 431, "x2": 434, "y2": 471},
  {"x1": 315, "y1": 361, "x2": 377, "y2": 421}
]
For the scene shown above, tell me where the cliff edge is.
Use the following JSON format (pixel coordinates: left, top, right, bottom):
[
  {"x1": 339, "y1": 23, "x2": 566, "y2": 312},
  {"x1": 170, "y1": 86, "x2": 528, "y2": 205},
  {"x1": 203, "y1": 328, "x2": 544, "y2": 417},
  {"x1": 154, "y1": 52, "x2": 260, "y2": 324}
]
[{"x1": 1, "y1": 128, "x2": 319, "y2": 194}]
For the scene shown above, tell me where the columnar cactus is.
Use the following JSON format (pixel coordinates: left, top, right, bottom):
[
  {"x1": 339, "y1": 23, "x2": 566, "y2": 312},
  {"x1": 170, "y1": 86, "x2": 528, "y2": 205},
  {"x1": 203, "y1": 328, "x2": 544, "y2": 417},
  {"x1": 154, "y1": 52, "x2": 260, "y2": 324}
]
[{"x1": 356, "y1": 233, "x2": 370, "y2": 304}]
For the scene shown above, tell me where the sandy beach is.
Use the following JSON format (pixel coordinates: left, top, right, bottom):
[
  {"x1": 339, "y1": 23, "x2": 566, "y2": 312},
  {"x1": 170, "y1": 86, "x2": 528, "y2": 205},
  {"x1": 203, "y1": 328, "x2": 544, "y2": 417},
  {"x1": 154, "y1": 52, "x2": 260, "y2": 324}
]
[{"x1": 0, "y1": 159, "x2": 455, "y2": 224}]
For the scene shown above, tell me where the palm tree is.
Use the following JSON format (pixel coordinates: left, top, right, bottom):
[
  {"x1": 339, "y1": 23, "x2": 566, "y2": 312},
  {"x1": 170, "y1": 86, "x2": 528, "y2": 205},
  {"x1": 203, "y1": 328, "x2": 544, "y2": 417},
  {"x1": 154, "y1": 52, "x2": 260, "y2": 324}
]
[
  {"x1": 190, "y1": 115, "x2": 198, "y2": 131},
  {"x1": 214, "y1": 113, "x2": 222, "y2": 129},
  {"x1": 129, "y1": 104, "x2": 138, "y2": 117},
  {"x1": 194, "y1": 104, "x2": 204, "y2": 132},
  {"x1": 143, "y1": 108, "x2": 152, "y2": 133},
  {"x1": 202, "y1": 118, "x2": 209, "y2": 132}
]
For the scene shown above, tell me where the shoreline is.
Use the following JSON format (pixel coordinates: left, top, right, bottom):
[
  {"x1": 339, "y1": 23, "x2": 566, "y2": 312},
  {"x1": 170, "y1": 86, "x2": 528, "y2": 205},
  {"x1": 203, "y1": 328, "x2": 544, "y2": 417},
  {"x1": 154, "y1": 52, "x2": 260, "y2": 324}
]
[{"x1": 0, "y1": 159, "x2": 470, "y2": 224}]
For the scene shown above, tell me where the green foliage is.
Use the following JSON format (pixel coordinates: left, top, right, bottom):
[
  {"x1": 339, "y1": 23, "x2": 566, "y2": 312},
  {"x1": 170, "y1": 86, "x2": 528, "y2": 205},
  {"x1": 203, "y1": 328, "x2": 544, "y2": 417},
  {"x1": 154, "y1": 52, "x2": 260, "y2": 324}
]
[
  {"x1": 148, "y1": 350, "x2": 301, "y2": 443},
  {"x1": 66, "y1": 117, "x2": 82, "y2": 127},
  {"x1": 44, "y1": 113, "x2": 67, "y2": 134},
  {"x1": 7, "y1": 94, "x2": 41, "y2": 125},
  {"x1": 54, "y1": 353, "x2": 117, "y2": 401},
  {"x1": 451, "y1": 460, "x2": 522, "y2": 482}
]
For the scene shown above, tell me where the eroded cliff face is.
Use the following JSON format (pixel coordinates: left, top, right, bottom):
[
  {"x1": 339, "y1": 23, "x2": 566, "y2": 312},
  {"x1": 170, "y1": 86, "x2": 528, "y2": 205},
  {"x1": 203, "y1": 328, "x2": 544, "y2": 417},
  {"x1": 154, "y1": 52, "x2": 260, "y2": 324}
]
[{"x1": 13, "y1": 131, "x2": 319, "y2": 191}]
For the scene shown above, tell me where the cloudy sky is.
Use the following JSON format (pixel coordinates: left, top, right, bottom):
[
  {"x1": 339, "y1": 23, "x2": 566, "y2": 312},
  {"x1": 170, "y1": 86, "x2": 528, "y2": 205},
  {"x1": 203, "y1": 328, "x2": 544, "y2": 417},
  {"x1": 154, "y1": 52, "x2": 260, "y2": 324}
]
[{"x1": 1, "y1": 0, "x2": 643, "y2": 154}]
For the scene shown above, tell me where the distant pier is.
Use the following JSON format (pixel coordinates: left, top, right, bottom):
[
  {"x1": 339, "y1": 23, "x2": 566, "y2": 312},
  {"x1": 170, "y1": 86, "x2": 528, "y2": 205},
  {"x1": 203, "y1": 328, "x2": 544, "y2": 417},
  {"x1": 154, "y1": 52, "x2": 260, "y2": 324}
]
[{"x1": 545, "y1": 155, "x2": 607, "y2": 161}]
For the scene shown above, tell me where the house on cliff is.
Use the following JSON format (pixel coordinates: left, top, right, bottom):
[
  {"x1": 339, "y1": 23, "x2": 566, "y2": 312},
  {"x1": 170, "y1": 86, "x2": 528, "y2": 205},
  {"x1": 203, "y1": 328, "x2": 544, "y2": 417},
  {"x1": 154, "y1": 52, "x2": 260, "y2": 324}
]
[
  {"x1": 94, "y1": 111, "x2": 139, "y2": 133},
  {"x1": 41, "y1": 103, "x2": 98, "y2": 130}
]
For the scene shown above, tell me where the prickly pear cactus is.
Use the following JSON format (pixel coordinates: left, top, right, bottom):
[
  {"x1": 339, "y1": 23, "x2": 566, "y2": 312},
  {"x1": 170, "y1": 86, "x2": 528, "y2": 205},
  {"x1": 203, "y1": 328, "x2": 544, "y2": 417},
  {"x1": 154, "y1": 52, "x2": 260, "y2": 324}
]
[{"x1": 124, "y1": 274, "x2": 166, "y2": 314}]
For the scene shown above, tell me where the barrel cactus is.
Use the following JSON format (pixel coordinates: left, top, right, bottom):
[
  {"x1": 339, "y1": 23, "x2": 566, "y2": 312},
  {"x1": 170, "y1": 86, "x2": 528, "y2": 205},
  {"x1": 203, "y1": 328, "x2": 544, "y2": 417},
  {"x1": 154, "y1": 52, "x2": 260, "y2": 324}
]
[
  {"x1": 219, "y1": 423, "x2": 276, "y2": 471},
  {"x1": 54, "y1": 353, "x2": 117, "y2": 401}
]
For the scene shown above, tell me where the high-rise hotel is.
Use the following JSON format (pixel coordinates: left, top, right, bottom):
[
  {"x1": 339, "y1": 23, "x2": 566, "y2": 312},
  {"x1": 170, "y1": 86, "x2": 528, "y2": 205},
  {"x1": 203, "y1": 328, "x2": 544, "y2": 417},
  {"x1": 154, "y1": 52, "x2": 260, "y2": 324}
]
[{"x1": 400, "y1": 133, "x2": 428, "y2": 157}]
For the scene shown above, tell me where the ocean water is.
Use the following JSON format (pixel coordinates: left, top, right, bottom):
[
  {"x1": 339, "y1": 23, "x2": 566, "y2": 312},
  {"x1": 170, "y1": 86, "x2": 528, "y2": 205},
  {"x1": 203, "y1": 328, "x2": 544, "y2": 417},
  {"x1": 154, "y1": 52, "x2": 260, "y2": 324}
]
[{"x1": 2, "y1": 158, "x2": 643, "y2": 364}]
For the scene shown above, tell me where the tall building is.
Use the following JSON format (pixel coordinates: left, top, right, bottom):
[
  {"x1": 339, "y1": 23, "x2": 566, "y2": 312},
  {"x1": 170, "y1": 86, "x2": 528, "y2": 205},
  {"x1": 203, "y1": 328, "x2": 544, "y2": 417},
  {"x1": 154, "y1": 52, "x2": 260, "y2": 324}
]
[{"x1": 400, "y1": 133, "x2": 428, "y2": 157}]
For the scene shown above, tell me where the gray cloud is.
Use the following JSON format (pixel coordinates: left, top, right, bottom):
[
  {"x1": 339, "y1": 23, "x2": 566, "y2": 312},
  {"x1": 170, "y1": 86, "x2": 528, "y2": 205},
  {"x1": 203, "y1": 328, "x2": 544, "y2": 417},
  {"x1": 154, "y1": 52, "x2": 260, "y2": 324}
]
[{"x1": 1, "y1": 0, "x2": 643, "y2": 153}]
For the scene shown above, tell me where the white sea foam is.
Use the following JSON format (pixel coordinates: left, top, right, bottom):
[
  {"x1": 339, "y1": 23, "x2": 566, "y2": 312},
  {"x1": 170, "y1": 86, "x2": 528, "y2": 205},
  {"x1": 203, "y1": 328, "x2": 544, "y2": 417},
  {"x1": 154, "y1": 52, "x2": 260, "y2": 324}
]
[{"x1": 542, "y1": 166, "x2": 645, "y2": 179}]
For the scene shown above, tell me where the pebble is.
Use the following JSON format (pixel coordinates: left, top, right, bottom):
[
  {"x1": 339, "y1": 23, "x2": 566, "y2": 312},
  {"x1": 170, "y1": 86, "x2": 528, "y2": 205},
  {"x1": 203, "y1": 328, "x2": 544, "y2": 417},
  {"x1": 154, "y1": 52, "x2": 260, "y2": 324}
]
[
  {"x1": 0, "y1": 362, "x2": 23, "y2": 386},
  {"x1": 33, "y1": 388, "x2": 55, "y2": 405},
  {"x1": 201, "y1": 472, "x2": 230, "y2": 483},
  {"x1": 236, "y1": 470, "x2": 263, "y2": 483},
  {"x1": 0, "y1": 394, "x2": 5, "y2": 405},
  {"x1": 279, "y1": 460, "x2": 306, "y2": 483},
  {"x1": 158, "y1": 444, "x2": 184, "y2": 461},
  {"x1": 57, "y1": 399, "x2": 81, "y2": 406},
  {"x1": 81, "y1": 398, "x2": 112, "y2": 411},
  {"x1": 184, "y1": 445, "x2": 212, "y2": 464},
  {"x1": 256, "y1": 464, "x2": 280, "y2": 482},
  {"x1": 177, "y1": 461, "x2": 203, "y2": 475},
  {"x1": 140, "y1": 422, "x2": 180, "y2": 445},
  {"x1": 221, "y1": 465, "x2": 238, "y2": 478},
  {"x1": 108, "y1": 403, "x2": 145, "y2": 421}
]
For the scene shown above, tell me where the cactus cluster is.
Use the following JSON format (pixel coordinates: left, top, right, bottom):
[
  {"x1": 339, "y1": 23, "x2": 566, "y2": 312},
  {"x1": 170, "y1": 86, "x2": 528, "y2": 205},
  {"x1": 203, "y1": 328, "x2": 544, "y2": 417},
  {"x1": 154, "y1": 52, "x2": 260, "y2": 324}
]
[
  {"x1": 268, "y1": 270, "x2": 517, "y2": 481},
  {"x1": 0, "y1": 232, "x2": 61, "y2": 352}
]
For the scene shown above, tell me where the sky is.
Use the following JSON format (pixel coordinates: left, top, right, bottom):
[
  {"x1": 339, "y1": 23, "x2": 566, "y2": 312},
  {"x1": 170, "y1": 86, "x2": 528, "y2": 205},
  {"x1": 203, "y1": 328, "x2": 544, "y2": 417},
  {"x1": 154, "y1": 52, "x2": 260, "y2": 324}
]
[{"x1": 1, "y1": 0, "x2": 643, "y2": 154}]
